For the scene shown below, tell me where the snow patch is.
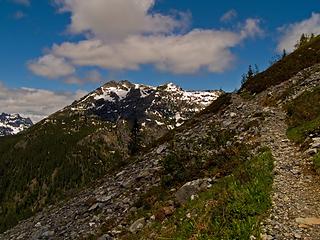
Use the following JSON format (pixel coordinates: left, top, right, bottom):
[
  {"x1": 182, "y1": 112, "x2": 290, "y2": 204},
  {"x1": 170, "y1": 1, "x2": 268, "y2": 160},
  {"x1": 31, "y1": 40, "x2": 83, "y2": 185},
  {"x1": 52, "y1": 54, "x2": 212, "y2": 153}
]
[
  {"x1": 155, "y1": 120, "x2": 165, "y2": 126},
  {"x1": 94, "y1": 86, "x2": 129, "y2": 102}
]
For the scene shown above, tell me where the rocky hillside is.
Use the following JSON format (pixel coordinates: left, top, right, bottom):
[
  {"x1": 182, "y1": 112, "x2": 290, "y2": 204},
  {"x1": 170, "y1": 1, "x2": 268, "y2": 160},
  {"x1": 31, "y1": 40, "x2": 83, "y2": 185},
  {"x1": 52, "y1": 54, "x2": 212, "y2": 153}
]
[
  {"x1": 1, "y1": 37, "x2": 320, "y2": 240},
  {"x1": 0, "y1": 81, "x2": 221, "y2": 234},
  {"x1": 1, "y1": 91, "x2": 277, "y2": 240},
  {"x1": 0, "y1": 113, "x2": 32, "y2": 136},
  {"x1": 0, "y1": 34, "x2": 320, "y2": 240}
]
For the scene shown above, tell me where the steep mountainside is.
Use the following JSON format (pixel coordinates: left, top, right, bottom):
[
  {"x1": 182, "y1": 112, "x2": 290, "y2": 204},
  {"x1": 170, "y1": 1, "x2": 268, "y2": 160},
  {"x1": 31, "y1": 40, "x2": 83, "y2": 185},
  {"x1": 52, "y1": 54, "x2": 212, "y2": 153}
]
[
  {"x1": 0, "y1": 113, "x2": 32, "y2": 136},
  {"x1": 0, "y1": 81, "x2": 221, "y2": 233},
  {"x1": 241, "y1": 35, "x2": 320, "y2": 94}
]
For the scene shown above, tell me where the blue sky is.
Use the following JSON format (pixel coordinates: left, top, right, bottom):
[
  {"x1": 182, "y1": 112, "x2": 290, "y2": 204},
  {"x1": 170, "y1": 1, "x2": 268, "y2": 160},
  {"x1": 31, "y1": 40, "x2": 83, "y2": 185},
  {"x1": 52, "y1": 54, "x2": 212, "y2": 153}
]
[{"x1": 0, "y1": 0, "x2": 319, "y2": 120}]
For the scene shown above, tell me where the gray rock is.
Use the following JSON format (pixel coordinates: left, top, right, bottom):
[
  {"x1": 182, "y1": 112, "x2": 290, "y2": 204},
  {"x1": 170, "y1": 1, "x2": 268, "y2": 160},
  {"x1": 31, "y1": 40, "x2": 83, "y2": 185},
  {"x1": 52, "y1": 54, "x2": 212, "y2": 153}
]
[
  {"x1": 42, "y1": 230, "x2": 55, "y2": 238},
  {"x1": 97, "y1": 195, "x2": 112, "y2": 203},
  {"x1": 34, "y1": 222, "x2": 41, "y2": 228},
  {"x1": 222, "y1": 120, "x2": 232, "y2": 127},
  {"x1": 129, "y1": 217, "x2": 145, "y2": 233},
  {"x1": 156, "y1": 144, "x2": 167, "y2": 154},
  {"x1": 88, "y1": 203, "x2": 103, "y2": 211},
  {"x1": 305, "y1": 148, "x2": 317, "y2": 156},
  {"x1": 230, "y1": 112, "x2": 237, "y2": 118},
  {"x1": 175, "y1": 178, "x2": 211, "y2": 204},
  {"x1": 98, "y1": 234, "x2": 113, "y2": 240},
  {"x1": 311, "y1": 138, "x2": 320, "y2": 148}
]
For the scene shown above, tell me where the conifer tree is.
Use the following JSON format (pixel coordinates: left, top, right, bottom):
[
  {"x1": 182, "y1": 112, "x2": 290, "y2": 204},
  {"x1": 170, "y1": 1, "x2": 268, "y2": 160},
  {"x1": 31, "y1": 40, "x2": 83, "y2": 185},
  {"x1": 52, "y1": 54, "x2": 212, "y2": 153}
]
[
  {"x1": 247, "y1": 65, "x2": 254, "y2": 79},
  {"x1": 241, "y1": 64, "x2": 258, "y2": 86},
  {"x1": 282, "y1": 49, "x2": 287, "y2": 59},
  {"x1": 128, "y1": 118, "x2": 141, "y2": 155}
]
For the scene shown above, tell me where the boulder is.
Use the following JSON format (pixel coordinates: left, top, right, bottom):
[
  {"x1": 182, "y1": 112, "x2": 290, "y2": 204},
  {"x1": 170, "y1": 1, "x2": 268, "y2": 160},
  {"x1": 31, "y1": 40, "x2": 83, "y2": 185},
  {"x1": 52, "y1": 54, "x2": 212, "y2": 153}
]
[
  {"x1": 175, "y1": 178, "x2": 212, "y2": 205},
  {"x1": 88, "y1": 202, "x2": 103, "y2": 211},
  {"x1": 98, "y1": 234, "x2": 113, "y2": 240},
  {"x1": 230, "y1": 112, "x2": 237, "y2": 118},
  {"x1": 311, "y1": 137, "x2": 320, "y2": 148},
  {"x1": 156, "y1": 144, "x2": 167, "y2": 154},
  {"x1": 129, "y1": 218, "x2": 145, "y2": 233},
  {"x1": 96, "y1": 195, "x2": 113, "y2": 203},
  {"x1": 42, "y1": 230, "x2": 55, "y2": 238},
  {"x1": 305, "y1": 148, "x2": 317, "y2": 156}
]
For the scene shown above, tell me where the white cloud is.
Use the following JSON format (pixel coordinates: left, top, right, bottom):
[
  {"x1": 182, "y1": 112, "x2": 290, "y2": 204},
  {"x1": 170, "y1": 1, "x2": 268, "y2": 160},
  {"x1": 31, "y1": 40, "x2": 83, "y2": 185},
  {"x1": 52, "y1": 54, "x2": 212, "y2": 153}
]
[
  {"x1": 54, "y1": 0, "x2": 190, "y2": 41},
  {"x1": 240, "y1": 18, "x2": 264, "y2": 38},
  {"x1": 277, "y1": 12, "x2": 320, "y2": 52},
  {"x1": 28, "y1": 1, "x2": 263, "y2": 79},
  {"x1": 220, "y1": 9, "x2": 237, "y2": 22},
  {"x1": 65, "y1": 70, "x2": 103, "y2": 84},
  {"x1": 50, "y1": 30, "x2": 239, "y2": 73},
  {"x1": 11, "y1": 0, "x2": 30, "y2": 6},
  {"x1": 28, "y1": 54, "x2": 75, "y2": 78},
  {"x1": 30, "y1": 19, "x2": 262, "y2": 75},
  {"x1": 0, "y1": 82, "x2": 86, "y2": 122}
]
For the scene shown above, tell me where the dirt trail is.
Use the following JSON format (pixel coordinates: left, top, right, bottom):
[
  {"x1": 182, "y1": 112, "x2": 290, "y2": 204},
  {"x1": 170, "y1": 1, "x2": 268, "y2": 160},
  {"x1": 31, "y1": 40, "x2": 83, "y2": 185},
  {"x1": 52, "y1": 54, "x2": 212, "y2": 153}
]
[{"x1": 260, "y1": 108, "x2": 320, "y2": 240}]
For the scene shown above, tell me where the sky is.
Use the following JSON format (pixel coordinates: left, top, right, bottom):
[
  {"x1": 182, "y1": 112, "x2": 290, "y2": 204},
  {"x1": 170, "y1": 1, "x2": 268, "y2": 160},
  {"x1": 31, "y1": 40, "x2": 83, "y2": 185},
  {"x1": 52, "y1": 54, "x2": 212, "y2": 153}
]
[{"x1": 0, "y1": 0, "x2": 319, "y2": 121}]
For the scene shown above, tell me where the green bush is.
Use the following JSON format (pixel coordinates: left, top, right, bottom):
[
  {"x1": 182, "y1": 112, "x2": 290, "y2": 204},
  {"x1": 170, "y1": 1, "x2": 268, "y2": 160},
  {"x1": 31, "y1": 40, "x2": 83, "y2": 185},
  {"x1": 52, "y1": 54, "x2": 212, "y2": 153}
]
[{"x1": 0, "y1": 114, "x2": 125, "y2": 233}]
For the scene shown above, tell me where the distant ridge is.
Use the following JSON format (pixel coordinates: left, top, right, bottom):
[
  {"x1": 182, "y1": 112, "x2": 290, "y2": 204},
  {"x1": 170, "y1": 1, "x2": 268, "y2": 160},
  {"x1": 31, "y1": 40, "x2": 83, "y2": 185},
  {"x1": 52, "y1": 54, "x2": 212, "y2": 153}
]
[{"x1": 0, "y1": 113, "x2": 33, "y2": 136}]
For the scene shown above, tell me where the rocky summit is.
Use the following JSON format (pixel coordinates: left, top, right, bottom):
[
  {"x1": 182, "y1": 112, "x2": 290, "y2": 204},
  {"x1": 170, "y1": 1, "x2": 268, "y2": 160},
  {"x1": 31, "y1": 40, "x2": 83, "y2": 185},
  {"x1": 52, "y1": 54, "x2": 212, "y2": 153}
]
[
  {"x1": 0, "y1": 113, "x2": 33, "y2": 136},
  {"x1": 67, "y1": 80, "x2": 222, "y2": 141}
]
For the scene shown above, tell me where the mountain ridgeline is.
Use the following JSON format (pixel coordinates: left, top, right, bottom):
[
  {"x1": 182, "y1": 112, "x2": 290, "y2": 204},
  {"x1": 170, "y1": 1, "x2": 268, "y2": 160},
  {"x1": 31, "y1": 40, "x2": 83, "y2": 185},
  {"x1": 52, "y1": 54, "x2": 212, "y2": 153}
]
[
  {"x1": 0, "y1": 81, "x2": 221, "y2": 232},
  {"x1": 0, "y1": 113, "x2": 33, "y2": 137}
]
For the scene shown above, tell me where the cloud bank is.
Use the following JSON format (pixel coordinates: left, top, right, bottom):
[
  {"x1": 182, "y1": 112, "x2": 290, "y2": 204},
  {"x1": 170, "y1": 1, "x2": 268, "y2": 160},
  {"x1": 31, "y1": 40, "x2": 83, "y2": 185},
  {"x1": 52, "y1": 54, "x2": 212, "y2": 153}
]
[
  {"x1": 278, "y1": 12, "x2": 320, "y2": 52},
  {"x1": 29, "y1": 0, "x2": 263, "y2": 79},
  {"x1": 54, "y1": 0, "x2": 190, "y2": 41},
  {"x1": 28, "y1": 54, "x2": 75, "y2": 78},
  {"x1": 0, "y1": 82, "x2": 86, "y2": 122}
]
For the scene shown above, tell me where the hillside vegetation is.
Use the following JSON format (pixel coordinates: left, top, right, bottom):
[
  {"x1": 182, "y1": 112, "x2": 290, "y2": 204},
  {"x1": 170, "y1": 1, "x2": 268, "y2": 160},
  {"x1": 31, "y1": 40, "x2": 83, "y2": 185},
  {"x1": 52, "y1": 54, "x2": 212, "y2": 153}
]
[
  {"x1": 0, "y1": 114, "x2": 125, "y2": 232},
  {"x1": 241, "y1": 35, "x2": 320, "y2": 94},
  {"x1": 286, "y1": 87, "x2": 320, "y2": 143},
  {"x1": 118, "y1": 148, "x2": 273, "y2": 240},
  {"x1": 285, "y1": 86, "x2": 320, "y2": 173}
]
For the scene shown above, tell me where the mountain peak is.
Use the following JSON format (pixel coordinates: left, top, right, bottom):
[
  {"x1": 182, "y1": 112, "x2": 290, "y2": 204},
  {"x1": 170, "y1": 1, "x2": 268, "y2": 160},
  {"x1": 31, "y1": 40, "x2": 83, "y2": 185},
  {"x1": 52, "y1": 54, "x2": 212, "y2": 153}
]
[
  {"x1": 71, "y1": 81, "x2": 222, "y2": 125},
  {"x1": 0, "y1": 112, "x2": 33, "y2": 136},
  {"x1": 158, "y1": 82, "x2": 182, "y2": 92},
  {"x1": 101, "y1": 80, "x2": 134, "y2": 89}
]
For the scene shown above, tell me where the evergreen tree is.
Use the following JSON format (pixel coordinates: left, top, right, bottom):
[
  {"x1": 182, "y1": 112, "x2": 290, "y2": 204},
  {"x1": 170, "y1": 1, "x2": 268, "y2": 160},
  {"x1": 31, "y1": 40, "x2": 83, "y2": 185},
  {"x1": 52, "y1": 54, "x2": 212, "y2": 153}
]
[
  {"x1": 254, "y1": 64, "x2": 259, "y2": 75},
  {"x1": 241, "y1": 64, "x2": 258, "y2": 86},
  {"x1": 241, "y1": 74, "x2": 247, "y2": 85},
  {"x1": 310, "y1": 33, "x2": 315, "y2": 40},
  {"x1": 247, "y1": 65, "x2": 254, "y2": 79},
  {"x1": 294, "y1": 33, "x2": 315, "y2": 49},
  {"x1": 282, "y1": 49, "x2": 287, "y2": 59},
  {"x1": 128, "y1": 118, "x2": 141, "y2": 155}
]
